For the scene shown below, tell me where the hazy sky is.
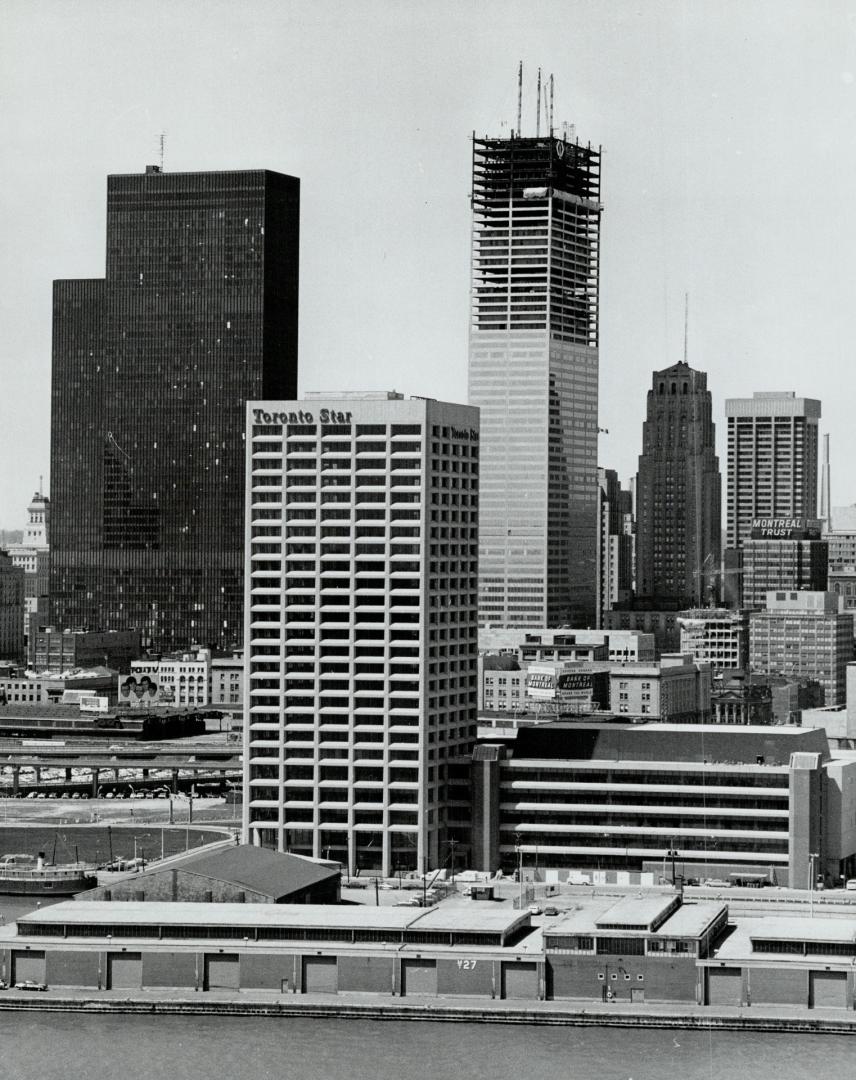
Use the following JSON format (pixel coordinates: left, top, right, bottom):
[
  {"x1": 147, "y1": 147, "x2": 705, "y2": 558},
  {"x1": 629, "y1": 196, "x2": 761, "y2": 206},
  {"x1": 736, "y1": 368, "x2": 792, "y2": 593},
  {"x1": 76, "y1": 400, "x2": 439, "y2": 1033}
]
[{"x1": 2, "y1": 0, "x2": 856, "y2": 525}]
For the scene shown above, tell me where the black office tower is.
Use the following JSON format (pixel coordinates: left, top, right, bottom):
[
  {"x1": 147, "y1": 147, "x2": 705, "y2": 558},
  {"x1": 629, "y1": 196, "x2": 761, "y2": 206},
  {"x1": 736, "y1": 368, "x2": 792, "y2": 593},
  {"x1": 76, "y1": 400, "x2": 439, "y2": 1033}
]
[
  {"x1": 50, "y1": 167, "x2": 299, "y2": 649},
  {"x1": 635, "y1": 361, "x2": 721, "y2": 608}
]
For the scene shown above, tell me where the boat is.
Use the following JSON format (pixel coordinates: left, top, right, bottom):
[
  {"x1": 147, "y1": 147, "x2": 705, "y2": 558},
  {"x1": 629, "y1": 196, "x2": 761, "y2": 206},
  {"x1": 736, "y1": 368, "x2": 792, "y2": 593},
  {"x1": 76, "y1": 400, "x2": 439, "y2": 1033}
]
[{"x1": 0, "y1": 852, "x2": 96, "y2": 895}]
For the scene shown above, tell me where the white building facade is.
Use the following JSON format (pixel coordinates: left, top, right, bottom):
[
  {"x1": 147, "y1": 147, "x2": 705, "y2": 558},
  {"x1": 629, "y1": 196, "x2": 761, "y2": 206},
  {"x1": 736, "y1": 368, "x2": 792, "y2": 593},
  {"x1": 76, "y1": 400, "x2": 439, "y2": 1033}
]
[{"x1": 243, "y1": 394, "x2": 479, "y2": 876}]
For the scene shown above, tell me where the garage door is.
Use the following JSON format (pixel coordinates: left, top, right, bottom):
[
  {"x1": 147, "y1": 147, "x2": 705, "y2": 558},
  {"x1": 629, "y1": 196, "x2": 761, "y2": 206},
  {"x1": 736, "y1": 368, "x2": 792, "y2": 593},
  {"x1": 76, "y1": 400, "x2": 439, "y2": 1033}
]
[
  {"x1": 809, "y1": 971, "x2": 847, "y2": 1009},
  {"x1": 205, "y1": 955, "x2": 240, "y2": 991},
  {"x1": 401, "y1": 959, "x2": 437, "y2": 996},
  {"x1": 502, "y1": 961, "x2": 539, "y2": 1000},
  {"x1": 303, "y1": 957, "x2": 338, "y2": 994},
  {"x1": 107, "y1": 953, "x2": 142, "y2": 990},
  {"x1": 12, "y1": 951, "x2": 46, "y2": 985},
  {"x1": 707, "y1": 968, "x2": 742, "y2": 1006}
]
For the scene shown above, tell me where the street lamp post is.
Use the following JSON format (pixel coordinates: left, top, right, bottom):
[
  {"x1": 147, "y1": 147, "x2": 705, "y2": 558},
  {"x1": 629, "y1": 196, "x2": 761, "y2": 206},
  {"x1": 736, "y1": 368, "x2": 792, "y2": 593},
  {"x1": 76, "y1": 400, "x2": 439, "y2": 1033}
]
[
  {"x1": 809, "y1": 852, "x2": 820, "y2": 917},
  {"x1": 514, "y1": 831, "x2": 524, "y2": 909},
  {"x1": 666, "y1": 838, "x2": 680, "y2": 887}
]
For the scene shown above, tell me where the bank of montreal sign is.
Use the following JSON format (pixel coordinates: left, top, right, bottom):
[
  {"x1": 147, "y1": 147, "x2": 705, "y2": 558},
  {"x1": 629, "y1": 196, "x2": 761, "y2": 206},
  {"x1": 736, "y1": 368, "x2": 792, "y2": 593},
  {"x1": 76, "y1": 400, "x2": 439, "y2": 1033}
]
[
  {"x1": 749, "y1": 517, "x2": 821, "y2": 540},
  {"x1": 526, "y1": 672, "x2": 593, "y2": 700}
]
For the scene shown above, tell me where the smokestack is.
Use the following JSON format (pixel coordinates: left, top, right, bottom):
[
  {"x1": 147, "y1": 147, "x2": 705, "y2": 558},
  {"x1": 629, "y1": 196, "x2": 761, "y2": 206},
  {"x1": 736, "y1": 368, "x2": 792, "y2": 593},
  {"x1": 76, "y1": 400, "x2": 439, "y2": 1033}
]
[{"x1": 821, "y1": 433, "x2": 831, "y2": 533}]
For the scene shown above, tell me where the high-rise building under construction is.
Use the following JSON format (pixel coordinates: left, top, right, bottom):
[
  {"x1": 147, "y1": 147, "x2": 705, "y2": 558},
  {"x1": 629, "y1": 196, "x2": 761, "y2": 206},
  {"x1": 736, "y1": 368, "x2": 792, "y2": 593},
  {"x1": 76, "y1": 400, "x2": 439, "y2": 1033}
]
[{"x1": 468, "y1": 131, "x2": 602, "y2": 628}]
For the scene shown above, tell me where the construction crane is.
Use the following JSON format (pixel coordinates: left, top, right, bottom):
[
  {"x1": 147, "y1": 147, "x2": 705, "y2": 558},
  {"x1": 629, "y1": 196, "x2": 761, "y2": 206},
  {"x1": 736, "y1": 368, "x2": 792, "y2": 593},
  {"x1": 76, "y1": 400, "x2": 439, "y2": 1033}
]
[{"x1": 692, "y1": 554, "x2": 744, "y2": 607}]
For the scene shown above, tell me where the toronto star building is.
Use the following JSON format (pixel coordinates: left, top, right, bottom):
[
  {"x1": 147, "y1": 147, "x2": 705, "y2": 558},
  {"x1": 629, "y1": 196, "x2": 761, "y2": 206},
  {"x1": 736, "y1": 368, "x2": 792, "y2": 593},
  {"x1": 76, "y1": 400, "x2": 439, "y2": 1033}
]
[
  {"x1": 49, "y1": 166, "x2": 299, "y2": 651},
  {"x1": 243, "y1": 394, "x2": 479, "y2": 876}
]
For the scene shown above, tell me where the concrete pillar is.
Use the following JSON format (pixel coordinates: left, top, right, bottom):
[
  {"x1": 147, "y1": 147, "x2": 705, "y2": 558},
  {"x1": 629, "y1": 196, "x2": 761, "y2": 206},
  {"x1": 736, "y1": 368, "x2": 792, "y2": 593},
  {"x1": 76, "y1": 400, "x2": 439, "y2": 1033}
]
[
  {"x1": 65, "y1": 768, "x2": 72, "y2": 782},
  {"x1": 171, "y1": 769, "x2": 179, "y2": 794},
  {"x1": 11, "y1": 767, "x2": 19, "y2": 796},
  {"x1": 91, "y1": 769, "x2": 99, "y2": 797}
]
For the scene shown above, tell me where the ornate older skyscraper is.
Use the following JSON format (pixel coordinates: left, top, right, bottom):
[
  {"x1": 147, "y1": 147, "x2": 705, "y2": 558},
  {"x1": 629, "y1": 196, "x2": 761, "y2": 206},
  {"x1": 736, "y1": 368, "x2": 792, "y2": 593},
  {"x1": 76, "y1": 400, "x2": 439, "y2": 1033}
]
[
  {"x1": 50, "y1": 167, "x2": 299, "y2": 649},
  {"x1": 468, "y1": 131, "x2": 602, "y2": 629},
  {"x1": 635, "y1": 361, "x2": 721, "y2": 608}
]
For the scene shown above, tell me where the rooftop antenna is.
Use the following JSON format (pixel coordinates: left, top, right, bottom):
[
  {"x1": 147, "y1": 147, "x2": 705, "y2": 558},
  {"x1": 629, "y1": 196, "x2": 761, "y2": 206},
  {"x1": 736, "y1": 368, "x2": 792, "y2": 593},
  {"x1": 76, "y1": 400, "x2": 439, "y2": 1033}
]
[
  {"x1": 38, "y1": 475, "x2": 43, "y2": 497},
  {"x1": 683, "y1": 292, "x2": 689, "y2": 365},
  {"x1": 821, "y1": 433, "x2": 831, "y2": 532},
  {"x1": 517, "y1": 61, "x2": 523, "y2": 136},
  {"x1": 549, "y1": 73, "x2": 554, "y2": 135},
  {"x1": 536, "y1": 68, "x2": 541, "y2": 137},
  {"x1": 159, "y1": 131, "x2": 166, "y2": 170}
]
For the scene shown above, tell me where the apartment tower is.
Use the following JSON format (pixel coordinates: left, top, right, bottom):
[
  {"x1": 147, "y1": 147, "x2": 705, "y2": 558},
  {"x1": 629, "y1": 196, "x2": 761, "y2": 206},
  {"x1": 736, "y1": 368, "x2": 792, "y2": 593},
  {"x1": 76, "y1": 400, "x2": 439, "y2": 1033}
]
[
  {"x1": 243, "y1": 394, "x2": 479, "y2": 876},
  {"x1": 469, "y1": 131, "x2": 602, "y2": 628},
  {"x1": 50, "y1": 167, "x2": 299, "y2": 650}
]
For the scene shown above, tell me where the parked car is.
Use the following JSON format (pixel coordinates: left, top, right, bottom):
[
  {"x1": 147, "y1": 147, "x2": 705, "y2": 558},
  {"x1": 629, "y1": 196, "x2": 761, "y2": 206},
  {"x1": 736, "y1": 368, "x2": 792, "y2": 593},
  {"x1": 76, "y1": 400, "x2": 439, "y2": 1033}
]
[
  {"x1": 14, "y1": 980, "x2": 47, "y2": 991},
  {"x1": 543, "y1": 905, "x2": 560, "y2": 917},
  {"x1": 527, "y1": 903, "x2": 542, "y2": 915},
  {"x1": 702, "y1": 878, "x2": 732, "y2": 888},
  {"x1": 845, "y1": 879, "x2": 856, "y2": 891}
]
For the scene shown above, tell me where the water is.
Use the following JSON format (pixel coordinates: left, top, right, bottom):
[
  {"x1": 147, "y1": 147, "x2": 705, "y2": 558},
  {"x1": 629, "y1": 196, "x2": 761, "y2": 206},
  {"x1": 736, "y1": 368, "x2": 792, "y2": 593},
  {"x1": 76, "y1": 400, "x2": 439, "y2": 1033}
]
[
  {"x1": 0, "y1": 825, "x2": 226, "y2": 867},
  {"x1": 0, "y1": 1013, "x2": 849, "y2": 1080}
]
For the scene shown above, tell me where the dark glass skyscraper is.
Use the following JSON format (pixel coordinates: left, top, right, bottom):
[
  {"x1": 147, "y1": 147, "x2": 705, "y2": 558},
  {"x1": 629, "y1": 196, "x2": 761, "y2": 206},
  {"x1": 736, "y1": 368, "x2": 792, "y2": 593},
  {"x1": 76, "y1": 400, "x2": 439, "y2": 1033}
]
[
  {"x1": 635, "y1": 361, "x2": 721, "y2": 608},
  {"x1": 50, "y1": 167, "x2": 299, "y2": 649}
]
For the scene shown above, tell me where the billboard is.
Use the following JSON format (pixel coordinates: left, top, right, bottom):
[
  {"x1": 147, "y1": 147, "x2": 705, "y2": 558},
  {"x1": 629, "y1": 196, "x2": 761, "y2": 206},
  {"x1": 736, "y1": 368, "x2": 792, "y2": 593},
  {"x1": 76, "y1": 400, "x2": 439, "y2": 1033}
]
[
  {"x1": 750, "y1": 517, "x2": 821, "y2": 540},
  {"x1": 526, "y1": 671, "x2": 557, "y2": 699}
]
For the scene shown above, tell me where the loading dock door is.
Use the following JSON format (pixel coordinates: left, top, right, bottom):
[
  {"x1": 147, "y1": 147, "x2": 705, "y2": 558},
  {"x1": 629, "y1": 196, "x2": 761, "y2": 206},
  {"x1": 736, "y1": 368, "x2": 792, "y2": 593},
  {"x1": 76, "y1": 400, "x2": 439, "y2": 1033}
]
[
  {"x1": 12, "y1": 951, "x2": 46, "y2": 985},
  {"x1": 809, "y1": 971, "x2": 847, "y2": 1009},
  {"x1": 401, "y1": 959, "x2": 437, "y2": 996},
  {"x1": 303, "y1": 957, "x2": 338, "y2": 994},
  {"x1": 205, "y1": 954, "x2": 240, "y2": 991},
  {"x1": 707, "y1": 968, "x2": 742, "y2": 1006},
  {"x1": 107, "y1": 953, "x2": 142, "y2": 990},
  {"x1": 502, "y1": 961, "x2": 539, "y2": 1000}
]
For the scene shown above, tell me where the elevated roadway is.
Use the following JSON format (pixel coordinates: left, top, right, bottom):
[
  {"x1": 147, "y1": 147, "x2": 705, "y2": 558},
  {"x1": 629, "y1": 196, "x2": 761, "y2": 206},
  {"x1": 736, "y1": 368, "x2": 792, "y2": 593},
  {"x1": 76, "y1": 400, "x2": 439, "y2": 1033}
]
[{"x1": 0, "y1": 739, "x2": 241, "y2": 795}]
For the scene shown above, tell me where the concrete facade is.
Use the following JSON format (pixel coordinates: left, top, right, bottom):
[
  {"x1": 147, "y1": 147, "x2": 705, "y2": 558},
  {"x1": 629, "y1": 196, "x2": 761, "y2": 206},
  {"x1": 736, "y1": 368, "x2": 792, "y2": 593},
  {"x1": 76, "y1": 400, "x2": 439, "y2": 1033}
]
[
  {"x1": 243, "y1": 395, "x2": 479, "y2": 876},
  {"x1": 469, "y1": 720, "x2": 853, "y2": 886},
  {"x1": 749, "y1": 592, "x2": 852, "y2": 706}
]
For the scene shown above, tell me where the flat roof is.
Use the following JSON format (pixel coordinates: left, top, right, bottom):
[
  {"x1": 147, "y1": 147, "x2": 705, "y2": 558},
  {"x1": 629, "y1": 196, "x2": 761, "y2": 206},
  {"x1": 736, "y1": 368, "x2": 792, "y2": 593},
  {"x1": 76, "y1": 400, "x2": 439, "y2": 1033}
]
[
  {"x1": 546, "y1": 898, "x2": 725, "y2": 940},
  {"x1": 19, "y1": 900, "x2": 528, "y2": 936},
  {"x1": 654, "y1": 902, "x2": 727, "y2": 938},
  {"x1": 712, "y1": 916, "x2": 856, "y2": 962},
  {"x1": 594, "y1": 894, "x2": 678, "y2": 930}
]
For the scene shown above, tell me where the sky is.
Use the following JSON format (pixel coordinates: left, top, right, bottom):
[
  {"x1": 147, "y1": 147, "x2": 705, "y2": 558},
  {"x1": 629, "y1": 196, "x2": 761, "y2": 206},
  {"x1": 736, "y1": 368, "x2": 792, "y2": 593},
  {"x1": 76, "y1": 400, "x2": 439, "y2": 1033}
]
[{"x1": 2, "y1": 0, "x2": 856, "y2": 525}]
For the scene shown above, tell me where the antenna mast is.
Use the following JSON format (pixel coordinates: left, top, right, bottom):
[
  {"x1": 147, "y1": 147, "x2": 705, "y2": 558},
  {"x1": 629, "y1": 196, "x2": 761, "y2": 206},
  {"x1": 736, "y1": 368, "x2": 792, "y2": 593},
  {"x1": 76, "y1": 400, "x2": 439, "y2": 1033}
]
[
  {"x1": 517, "y1": 61, "x2": 523, "y2": 136},
  {"x1": 536, "y1": 68, "x2": 541, "y2": 137},
  {"x1": 821, "y1": 433, "x2": 832, "y2": 532},
  {"x1": 683, "y1": 292, "x2": 689, "y2": 364},
  {"x1": 549, "y1": 74, "x2": 554, "y2": 135},
  {"x1": 159, "y1": 131, "x2": 166, "y2": 170}
]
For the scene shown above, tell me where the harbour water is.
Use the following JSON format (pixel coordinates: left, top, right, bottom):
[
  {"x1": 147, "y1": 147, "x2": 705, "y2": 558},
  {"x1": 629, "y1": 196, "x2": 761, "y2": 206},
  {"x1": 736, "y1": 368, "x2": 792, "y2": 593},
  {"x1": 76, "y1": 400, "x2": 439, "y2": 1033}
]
[{"x1": 0, "y1": 1012, "x2": 851, "y2": 1080}]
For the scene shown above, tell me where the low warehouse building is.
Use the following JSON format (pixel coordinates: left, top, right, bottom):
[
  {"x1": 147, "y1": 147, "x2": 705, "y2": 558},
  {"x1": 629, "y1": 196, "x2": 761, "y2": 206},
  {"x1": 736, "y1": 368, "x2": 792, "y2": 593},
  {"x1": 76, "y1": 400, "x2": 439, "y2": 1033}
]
[
  {"x1": 79, "y1": 845, "x2": 341, "y2": 905},
  {"x1": 543, "y1": 894, "x2": 727, "y2": 1004},
  {"x1": 701, "y1": 916, "x2": 856, "y2": 1010},
  {"x1": 1, "y1": 901, "x2": 539, "y2": 997}
]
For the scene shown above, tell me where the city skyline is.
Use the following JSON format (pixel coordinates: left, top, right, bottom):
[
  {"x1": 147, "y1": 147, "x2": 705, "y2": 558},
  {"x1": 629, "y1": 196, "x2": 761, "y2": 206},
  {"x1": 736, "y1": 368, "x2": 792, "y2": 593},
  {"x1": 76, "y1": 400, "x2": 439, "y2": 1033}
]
[{"x1": 4, "y1": 2, "x2": 856, "y2": 523}]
